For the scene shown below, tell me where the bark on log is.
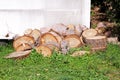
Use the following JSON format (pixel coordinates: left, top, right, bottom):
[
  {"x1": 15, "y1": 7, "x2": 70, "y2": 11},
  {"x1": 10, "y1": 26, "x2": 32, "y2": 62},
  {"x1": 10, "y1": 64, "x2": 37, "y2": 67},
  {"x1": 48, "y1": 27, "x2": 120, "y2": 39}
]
[
  {"x1": 13, "y1": 35, "x2": 35, "y2": 51},
  {"x1": 35, "y1": 45, "x2": 52, "y2": 57},
  {"x1": 85, "y1": 36, "x2": 107, "y2": 51},
  {"x1": 4, "y1": 50, "x2": 31, "y2": 59},
  {"x1": 64, "y1": 34, "x2": 82, "y2": 48}
]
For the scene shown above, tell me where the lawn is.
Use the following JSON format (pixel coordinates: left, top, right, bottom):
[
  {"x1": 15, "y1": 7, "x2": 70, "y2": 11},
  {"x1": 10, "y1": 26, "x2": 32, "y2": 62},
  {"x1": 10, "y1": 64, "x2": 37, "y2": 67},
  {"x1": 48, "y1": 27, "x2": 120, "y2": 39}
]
[{"x1": 0, "y1": 43, "x2": 120, "y2": 80}]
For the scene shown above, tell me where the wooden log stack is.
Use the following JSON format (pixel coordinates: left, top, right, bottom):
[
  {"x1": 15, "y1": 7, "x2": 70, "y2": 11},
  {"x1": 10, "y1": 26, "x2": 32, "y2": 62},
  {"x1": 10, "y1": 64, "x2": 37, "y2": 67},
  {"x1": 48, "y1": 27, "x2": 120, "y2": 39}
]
[{"x1": 5, "y1": 23, "x2": 108, "y2": 59}]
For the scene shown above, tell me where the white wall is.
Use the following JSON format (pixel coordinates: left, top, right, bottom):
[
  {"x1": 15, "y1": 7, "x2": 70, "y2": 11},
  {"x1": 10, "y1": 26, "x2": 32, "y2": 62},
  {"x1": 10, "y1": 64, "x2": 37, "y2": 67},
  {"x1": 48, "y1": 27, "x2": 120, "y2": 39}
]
[{"x1": 0, "y1": 0, "x2": 91, "y2": 39}]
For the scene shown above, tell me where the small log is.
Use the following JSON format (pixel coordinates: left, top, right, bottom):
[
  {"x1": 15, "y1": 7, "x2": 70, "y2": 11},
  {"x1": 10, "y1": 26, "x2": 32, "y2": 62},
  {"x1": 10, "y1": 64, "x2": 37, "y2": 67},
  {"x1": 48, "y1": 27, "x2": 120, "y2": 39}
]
[
  {"x1": 51, "y1": 23, "x2": 67, "y2": 36},
  {"x1": 64, "y1": 34, "x2": 82, "y2": 48},
  {"x1": 82, "y1": 29, "x2": 98, "y2": 43},
  {"x1": 13, "y1": 35, "x2": 35, "y2": 51},
  {"x1": 75, "y1": 24, "x2": 83, "y2": 36},
  {"x1": 29, "y1": 29, "x2": 41, "y2": 41},
  {"x1": 4, "y1": 50, "x2": 31, "y2": 59},
  {"x1": 49, "y1": 29, "x2": 63, "y2": 44},
  {"x1": 35, "y1": 45, "x2": 52, "y2": 57},
  {"x1": 85, "y1": 36, "x2": 107, "y2": 51},
  {"x1": 40, "y1": 33, "x2": 58, "y2": 45}
]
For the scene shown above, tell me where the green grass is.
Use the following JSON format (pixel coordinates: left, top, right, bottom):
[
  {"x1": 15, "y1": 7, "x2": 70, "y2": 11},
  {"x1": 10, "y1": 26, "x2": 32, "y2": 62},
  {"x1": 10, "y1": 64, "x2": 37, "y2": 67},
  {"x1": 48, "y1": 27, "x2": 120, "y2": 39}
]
[{"x1": 0, "y1": 43, "x2": 120, "y2": 80}]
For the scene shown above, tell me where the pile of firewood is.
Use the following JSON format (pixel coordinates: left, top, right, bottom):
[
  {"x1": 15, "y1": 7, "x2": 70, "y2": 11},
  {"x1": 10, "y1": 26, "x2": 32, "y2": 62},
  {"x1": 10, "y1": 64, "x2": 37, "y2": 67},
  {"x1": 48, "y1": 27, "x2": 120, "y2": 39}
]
[{"x1": 5, "y1": 23, "x2": 109, "y2": 59}]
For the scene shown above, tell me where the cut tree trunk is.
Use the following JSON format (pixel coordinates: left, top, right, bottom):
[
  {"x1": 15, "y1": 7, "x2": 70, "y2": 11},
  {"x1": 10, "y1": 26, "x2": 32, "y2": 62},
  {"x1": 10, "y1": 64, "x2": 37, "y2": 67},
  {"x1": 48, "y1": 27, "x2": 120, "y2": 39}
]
[
  {"x1": 49, "y1": 29, "x2": 63, "y2": 44},
  {"x1": 4, "y1": 50, "x2": 31, "y2": 59},
  {"x1": 82, "y1": 29, "x2": 98, "y2": 43},
  {"x1": 29, "y1": 29, "x2": 41, "y2": 41},
  {"x1": 35, "y1": 45, "x2": 52, "y2": 57},
  {"x1": 82, "y1": 29, "x2": 98, "y2": 39},
  {"x1": 40, "y1": 33, "x2": 58, "y2": 45},
  {"x1": 13, "y1": 35, "x2": 35, "y2": 51},
  {"x1": 85, "y1": 36, "x2": 107, "y2": 51},
  {"x1": 64, "y1": 34, "x2": 82, "y2": 48}
]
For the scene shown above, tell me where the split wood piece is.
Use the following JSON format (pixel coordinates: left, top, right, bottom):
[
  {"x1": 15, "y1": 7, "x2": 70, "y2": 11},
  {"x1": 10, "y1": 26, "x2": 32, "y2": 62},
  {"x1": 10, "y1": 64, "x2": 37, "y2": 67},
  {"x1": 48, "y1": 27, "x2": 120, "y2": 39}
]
[
  {"x1": 64, "y1": 34, "x2": 82, "y2": 48},
  {"x1": 29, "y1": 29, "x2": 41, "y2": 41},
  {"x1": 13, "y1": 35, "x2": 35, "y2": 51},
  {"x1": 4, "y1": 50, "x2": 31, "y2": 59},
  {"x1": 35, "y1": 45, "x2": 52, "y2": 57},
  {"x1": 51, "y1": 23, "x2": 67, "y2": 36},
  {"x1": 65, "y1": 24, "x2": 75, "y2": 36},
  {"x1": 16, "y1": 43, "x2": 32, "y2": 51},
  {"x1": 49, "y1": 29, "x2": 63, "y2": 44},
  {"x1": 75, "y1": 24, "x2": 83, "y2": 36},
  {"x1": 85, "y1": 36, "x2": 107, "y2": 51},
  {"x1": 71, "y1": 51, "x2": 90, "y2": 57},
  {"x1": 40, "y1": 33, "x2": 58, "y2": 45},
  {"x1": 82, "y1": 29, "x2": 98, "y2": 39}
]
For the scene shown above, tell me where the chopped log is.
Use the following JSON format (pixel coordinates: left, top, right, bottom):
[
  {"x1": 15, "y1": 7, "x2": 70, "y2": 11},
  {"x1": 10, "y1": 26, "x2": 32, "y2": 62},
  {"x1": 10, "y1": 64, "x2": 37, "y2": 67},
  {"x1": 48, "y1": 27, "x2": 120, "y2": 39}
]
[
  {"x1": 29, "y1": 29, "x2": 41, "y2": 41},
  {"x1": 75, "y1": 24, "x2": 82, "y2": 36},
  {"x1": 4, "y1": 50, "x2": 31, "y2": 59},
  {"x1": 85, "y1": 36, "x2": 107, "y2": 51},
  {"x1": 51, "y1": 23, "x2": 67, "y2": 36},
  {"x1": 71, "y1": 51, "x2": 90, "y2": 57},
  {"x1": 13, "y1": 35, "x2": 35, "y2": 51},
  {"x1": 16, "y1": 43, "x2": 32, "y2": 51},
  {"x1": 82, "y1": 29, "x2": 98, "y2": 39},
  {"x1": 64, "y1": 34, "x2": 82, "y2": 48},
  {"x1": 40, "y1": 33, "x2": 58, "y2": 45},
  {"x1": 35, "y1": 45, "x2": 52, "y2": 57},
  {"x1": 49, "y1": 29, "x2": 63, "y2": 44}
]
